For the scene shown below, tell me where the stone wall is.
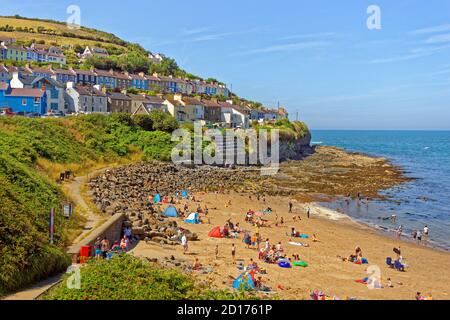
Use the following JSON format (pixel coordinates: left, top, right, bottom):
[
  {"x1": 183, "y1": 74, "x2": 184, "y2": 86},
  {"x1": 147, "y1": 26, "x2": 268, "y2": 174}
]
[{"x1": 67, "y1": 212, "x2": 126, "y2": 262}]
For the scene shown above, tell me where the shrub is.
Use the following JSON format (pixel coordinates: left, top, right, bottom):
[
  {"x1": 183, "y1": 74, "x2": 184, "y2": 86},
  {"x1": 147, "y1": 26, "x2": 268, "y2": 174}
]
[{"x1": 133, "y1": 114, "x2": 153, "y2": 131}]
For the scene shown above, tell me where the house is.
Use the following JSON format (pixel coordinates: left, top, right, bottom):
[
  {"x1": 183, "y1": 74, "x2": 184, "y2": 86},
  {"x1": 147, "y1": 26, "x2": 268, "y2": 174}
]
[
  {"x1": 94, "y1": 68, "x2": 117, "y2": 89},
  {"x1": 65, "y1": 82, "x2": 107, "y2": 113},
  {"x1": 82, "y1": 46, "x2": 109, "y2": 59},
  {"x1": 9, "y1": 72, "x2": 65, "y2": 112},
  {"x1": 158, "y1": 75, "x2": 178, "y2": 93},
  {"x1": 52, "y1": 68, "x2": 77, "y2": 83},
  {"x1": 173, "y1": 94, "x2": 204, "y2": 122},
  {"x1": 263, "y1": 109, "x2": 278, "y2": 121},
  {"x1": 0, "y1": 65, "x2": 9, "y2": 83},
  {"x1": 73, "y1": 68, "x2": 97, "y2": 86},
  {"x1": 127, "y1": 93, "x2": 151, "y2": 114},
  {"x1": 163, "y1": 97, "x2": 186, "y2": 122},
  {"x1": 0, "y1": 82, "x2": 47, "y2": 114},
  {"x1": 0, "y1": 37, "x2": 16, "y2": 45},
  {"x1": 218, "y1": 101, "x2": 250, "y2": 128},
  {"x1": 131, "y1": 96, "x2": 167, "y2": 115},
  {"x1": 145, "y1": 74, "x2": 162, "y2": 92},
  {"x1": 277, "y1": 107, "x2": 289, "y2": 119},
  {"x1": 128, "y1": 72, "x2": 148, "y2": 91},
  {"x1": 4, "y1": 44, "x2": 28, "y2": 62},
  {"x1": 107, "y1": 91, "x2": 132, "y2": 113},
  {"x1": 0, "y1": 43, "x2": 7, "y2": 60},
  {"x1": 113, "y1": 71, "x2": 132, "y2": 90},
  {"x1": 25, "y1": 65, "x2": 53, "y2": 79},
  {"x1": 148, "y1": 52, "x2": 165, "y2": 63},
  {"x1": 201, "y1": 99, "x2": 222, "y2": 124}
]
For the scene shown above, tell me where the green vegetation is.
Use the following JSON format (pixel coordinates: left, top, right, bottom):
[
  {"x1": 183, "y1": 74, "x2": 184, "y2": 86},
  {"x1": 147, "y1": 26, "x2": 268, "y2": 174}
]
[
  {"x1": 44, "y1": 255, "x2": 257, "y2": 300},
  {"x1": 0, "y1": 113, "x2": 177, "y2": 296},
  {"x1": 252, "y1": 118, "x2": 310, "y2": 141}
]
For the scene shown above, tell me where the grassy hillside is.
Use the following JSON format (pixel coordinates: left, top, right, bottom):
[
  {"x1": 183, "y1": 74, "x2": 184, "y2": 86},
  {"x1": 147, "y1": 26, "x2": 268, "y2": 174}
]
[{"x1": 0, "y1": 112, "x2": 177, "y2": 296}]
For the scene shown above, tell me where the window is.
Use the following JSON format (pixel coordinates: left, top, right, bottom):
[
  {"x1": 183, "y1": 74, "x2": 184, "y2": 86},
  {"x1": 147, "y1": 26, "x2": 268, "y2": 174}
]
[{"x1": 22, "y1": 99, "x2": 27, "y2": 106}]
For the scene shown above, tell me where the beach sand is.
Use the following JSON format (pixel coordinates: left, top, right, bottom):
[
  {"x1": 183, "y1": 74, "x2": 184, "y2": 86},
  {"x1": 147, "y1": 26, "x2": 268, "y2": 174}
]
[{"x1": 132, "y1": 192, "x2": 450, "y2": 300}]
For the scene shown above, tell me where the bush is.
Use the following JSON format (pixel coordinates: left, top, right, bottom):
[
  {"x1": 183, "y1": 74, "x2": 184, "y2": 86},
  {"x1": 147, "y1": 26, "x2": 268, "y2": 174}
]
[
  {"x1": 133, "y1": 114, "x2": 153, "y2": 131},
  {"x1": 148, "y1": 110, "x2": 178, "y2": 132},
  {"x1": 44, "y1": 255, "x2": 256, "y2": 300}
]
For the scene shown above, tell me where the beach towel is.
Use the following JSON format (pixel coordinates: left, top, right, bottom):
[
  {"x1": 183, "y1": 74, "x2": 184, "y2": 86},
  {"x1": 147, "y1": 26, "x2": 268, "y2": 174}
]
[
  {"x1": 288, "y1": 241, "x2": 309, "y2": 247},
  {"x1": 153, "y1": 194, "x2": 161, "y2": 203},
  {"x1": 293, "y1": 261, "x2": 308, "y2": 267}
]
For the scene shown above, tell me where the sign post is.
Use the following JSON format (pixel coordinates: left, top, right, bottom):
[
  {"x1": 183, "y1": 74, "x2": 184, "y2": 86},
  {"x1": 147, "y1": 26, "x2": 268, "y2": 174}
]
[{"x1": 49, "y1": 208, "x2": 55, "y2": 245}]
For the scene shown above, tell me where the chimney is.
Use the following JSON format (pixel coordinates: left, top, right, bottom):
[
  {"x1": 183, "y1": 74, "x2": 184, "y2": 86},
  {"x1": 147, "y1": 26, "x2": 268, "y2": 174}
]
[
  {"x1": 109, "y1": 69, "x2": 114, "y2": 75},
  {"x1": 138, "y1": 72, "x2": 145, "y2": 77},
  {"x1": 93, "y1": 84, "x2": 101, "y2": 91}
]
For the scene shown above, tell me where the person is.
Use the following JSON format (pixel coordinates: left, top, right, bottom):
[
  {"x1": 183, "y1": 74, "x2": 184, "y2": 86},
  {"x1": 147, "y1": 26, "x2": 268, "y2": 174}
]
[
  {"x1": 243, "y1": 232, "x2": 251, "y2": 249},
  {"x1": 181, "y1": 233, "x2": 188, "y2": 254},
  {"x1": 423, "y1": 225, "x2": 429, "y2": 241},
  {"x1": 192, "y1": 258, "x2": 202, "y2": 270},
  {"x1": 124, "y1": 227, "x2": 132, "y2": 243},
  {"x1": 397, "y1": 225, "x2": 403, "y2": 239},
  {"x1": 415, "y1": 292, "x2": 424, "y2": 300},
  {"x1": 264, "y1": 239, "x2": 270, "y2": 251},
  {"x1": 289, "y1": 201, "x2": 293, "y2": 213},
  {"x1": 417, "y1": 230, "x2": 422, "y2": 243},
  {"x1": 100, "y1": 237, "x2": 110, "y2": 259},
  {"x1": 248, "y1": 258, "x2": 258, "y2": 270},
  {"x1": 312, "y1": 234, "x2": 318, "y2": 242},
  {"x1": 215, "y1": 244, "x2": 219, "y2": 259},
  {"x1": 355, "y1": 246, "x2": 362, "y2": 259},
  {"x1": 111, "y1": 240, "x2": 121, "y2": 252},
  {"x1": 412, "y1": 229, "x2": 418, "y2": 240},
  {"x1": 280, "y1": 217, "x2": 284, "y2": 225},
  {"x1": 204, "y1": 205, "x2": 209, "y2": 215},
  {"x1": 231, "y1": 244, "x2": 236, "y2": 263},
  {"x1": 307, "y1": 207, "x2": 311, "y2": 219},
  {"x1": 120, "y1": 237, "x2": 128, "y2": 252},
  {"x1": 276, "y1": 242, "x2": 283, "y2": 252}
]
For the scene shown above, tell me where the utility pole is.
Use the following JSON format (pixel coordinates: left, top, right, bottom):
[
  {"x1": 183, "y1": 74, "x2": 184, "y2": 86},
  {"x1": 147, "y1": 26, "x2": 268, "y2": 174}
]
[{"x1": 296, "y1": 110, "x2": 299, "y2": 121}]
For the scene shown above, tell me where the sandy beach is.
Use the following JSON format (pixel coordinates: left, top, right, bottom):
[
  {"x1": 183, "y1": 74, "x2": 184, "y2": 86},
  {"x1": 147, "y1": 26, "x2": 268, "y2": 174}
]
[{"x1": 131, "y1": 192, "x2": 450, "y2": 300}]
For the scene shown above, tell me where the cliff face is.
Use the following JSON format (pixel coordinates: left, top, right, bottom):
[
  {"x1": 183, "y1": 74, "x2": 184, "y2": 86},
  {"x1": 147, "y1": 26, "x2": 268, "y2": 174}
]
[{"x1": 279, "y1": 131, "x2": 313, "y2": 161}]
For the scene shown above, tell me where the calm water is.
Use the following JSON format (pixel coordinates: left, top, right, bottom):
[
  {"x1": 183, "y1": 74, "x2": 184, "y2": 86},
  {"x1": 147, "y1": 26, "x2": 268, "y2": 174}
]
[{"x1": 311, "y1": 130, "x2": 450, "y2": 250}]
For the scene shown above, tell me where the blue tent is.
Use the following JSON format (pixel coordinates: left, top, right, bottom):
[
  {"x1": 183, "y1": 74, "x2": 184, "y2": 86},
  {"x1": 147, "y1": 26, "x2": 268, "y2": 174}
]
[
  {"x1": 164, "y1": 206, "x2": 178, "y2": 218},
  {"x1": 153, "y1": 194, "x2": 161, "y2": 203},
  {"x1": 181, "y1": 190, "x2": 188, "y2": 199},
  {"x1": 185, "y1": 212, "x2": 200, "y2": 224},
  {"x1": 232, "y1": 272, "x2": 255, "y2": 291}
]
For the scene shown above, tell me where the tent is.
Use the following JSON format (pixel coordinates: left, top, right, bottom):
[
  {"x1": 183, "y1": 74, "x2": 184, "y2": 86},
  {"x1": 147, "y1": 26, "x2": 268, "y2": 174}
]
[
  {"x1": 153, "y1": 194, "x2": 161, "y2": 203},
  {"x1": 208, "y1": 227, "x2": 223, "y2": 238},
  {"x1": 185, "y1": 212, "x2": 200, "y2": 224},
  {"x1": 164, "y1": 206, "x2": 178, "y2": 218},
  {"x1": 181, "y1": 190, "x2": 188, "y2": 199},
  {"x1": 232, "y1": 272, "x2": 255, "y2": 291}
]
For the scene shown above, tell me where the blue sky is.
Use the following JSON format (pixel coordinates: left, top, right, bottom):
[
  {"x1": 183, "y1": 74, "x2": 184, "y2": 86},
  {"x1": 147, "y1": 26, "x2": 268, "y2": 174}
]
[{"x1": 2, "y1": 0, "x2": 450, "y2": 130}]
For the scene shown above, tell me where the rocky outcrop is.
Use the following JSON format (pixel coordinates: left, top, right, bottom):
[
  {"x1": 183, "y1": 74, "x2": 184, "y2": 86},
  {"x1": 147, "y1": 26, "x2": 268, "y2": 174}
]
[
  {"x1": 279, "y1": 132, "x2": 313, "y2": 161},
  {"x1": 88, "y1": 162, "x2": 264, "y2": 244}
]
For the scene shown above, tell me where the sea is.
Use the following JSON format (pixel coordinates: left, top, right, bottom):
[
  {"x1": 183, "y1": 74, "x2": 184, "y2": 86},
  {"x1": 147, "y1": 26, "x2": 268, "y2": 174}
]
[{"x1": 311, "y1": 130, "x2": 450, "y2": 250}]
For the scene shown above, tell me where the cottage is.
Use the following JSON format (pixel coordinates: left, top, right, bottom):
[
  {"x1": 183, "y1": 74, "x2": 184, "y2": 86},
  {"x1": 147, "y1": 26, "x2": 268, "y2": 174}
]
[
  {"x1": 94, "y1": 68, "x2": 117, "y2": 89},
  {"x1": 107, "y1": 92, "x2": 132, "y2": 113},
  {"x1": 113, "y1": 71, "x2": 132, "y2": 90},
  {"x1": 0, "y1": 65, "x2": 9, "y2": 83},
  {"x1": 173, "y1": 94, "x2": 204, "y2": 122},
  {"x1": 163, "y1": 97, "x2": 187, "y2": 122},
  {"x1": 127, "y1": 72, "x2": 149, "y2": 91},
  {"x1": 0, "y1": 82, "x2": 47, "y2": 114},
  {"x1": 82, "y1": 46, "x2": 109, "y2": 59},
  {"x1": 65, "y1": 82, "x2": 107, "y2": 113},
  {"x1": 201, "y1": 99, "x2": 222, "y2": 124},
  {"x1": 9, "y1": 72, "x2": 65, "y2": 112},
  {"x1": 73, "y1": 68, "x2": 97, "y2": 86},
  {"x1": 145, "y1": 74, "x2": 162, "y2": 92}
]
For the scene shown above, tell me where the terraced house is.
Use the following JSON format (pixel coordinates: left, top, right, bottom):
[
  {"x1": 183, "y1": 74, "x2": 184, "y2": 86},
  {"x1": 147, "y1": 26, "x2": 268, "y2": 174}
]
[
  {"x1": 65, "y1": 82, "x2": 107, "y2": 113},
  {"x1": 127, "y1": 72, "x2": 149, "y2": 90},
  {"x1": 95, "y1": 68, "x2": 117, "y2": 89},
  {"x1": 73, "y1": 68, "x2": 97, "y2": 86},
  {"x1": 0, "y1": 82, "x2": 47, "y2": 114},
  {"x1": 107, "y1": 92, "x2": 132, "y2": 113}
]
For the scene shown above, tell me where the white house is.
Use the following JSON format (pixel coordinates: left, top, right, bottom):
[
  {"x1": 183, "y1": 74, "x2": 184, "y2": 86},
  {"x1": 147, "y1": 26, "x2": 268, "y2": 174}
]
[
  {"x1": 65, "y1": 82, "x2": 107, "y2": 113},
  {"x1": 81, "y1": 46, "x2": 109, "y2": 59}
]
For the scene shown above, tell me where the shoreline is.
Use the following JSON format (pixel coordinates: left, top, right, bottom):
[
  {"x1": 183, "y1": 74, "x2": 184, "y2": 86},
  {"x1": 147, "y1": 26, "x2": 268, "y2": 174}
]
[{"x1": 86, "y1": 147, "x2": 450, "y2": 300}]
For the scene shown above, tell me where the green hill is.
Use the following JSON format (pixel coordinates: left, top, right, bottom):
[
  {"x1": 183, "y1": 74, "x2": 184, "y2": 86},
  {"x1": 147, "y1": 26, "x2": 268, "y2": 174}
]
[{"x1": 0, "y1": 113, "x2": 176, "y2": 295}]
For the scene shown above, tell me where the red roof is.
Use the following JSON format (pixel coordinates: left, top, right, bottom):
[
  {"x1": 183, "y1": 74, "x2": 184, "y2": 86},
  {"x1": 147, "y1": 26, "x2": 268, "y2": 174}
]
[{"x1": 7, "y1": 88, "x2": 45, "y2": 98}]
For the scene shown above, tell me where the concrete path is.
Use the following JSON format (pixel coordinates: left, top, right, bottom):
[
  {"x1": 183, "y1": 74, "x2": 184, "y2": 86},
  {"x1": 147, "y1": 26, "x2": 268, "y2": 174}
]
[{"x1": 2, "y1": 168, "x2": 108, "y2": 300}]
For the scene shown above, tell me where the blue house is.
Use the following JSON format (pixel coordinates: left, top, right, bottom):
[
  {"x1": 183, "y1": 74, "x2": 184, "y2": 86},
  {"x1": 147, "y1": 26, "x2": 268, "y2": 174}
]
[
  {"x1": 74, "y1": 69, "x2": 97, "y2": 86},
  {"x1": 53, "y1": 68, "x2": 77, "y2": 83},
  {"x1": 94, "y1": 69, "x2": 116, "y2": 89},
  {"x1": 129, "y1": 73, "x2": 149, "y2": 90},
  {"x1": 0, "y1": 82, "x2": 47, "y2": 114}
]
